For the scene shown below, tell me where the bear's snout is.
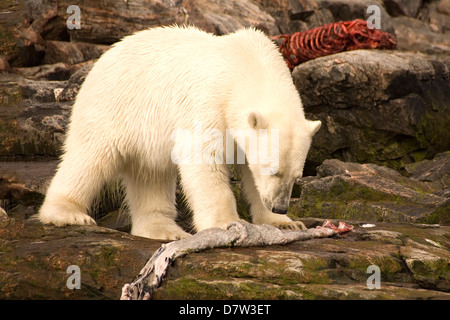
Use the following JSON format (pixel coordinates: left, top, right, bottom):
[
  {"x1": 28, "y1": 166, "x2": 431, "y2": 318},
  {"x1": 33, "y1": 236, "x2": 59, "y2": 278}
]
[
  {"x1": 272, "y1": 207, "x2": 288, "y2": 214},
  {"x1": 269, "y1": 183, "x2": 292, "y2": 215}
]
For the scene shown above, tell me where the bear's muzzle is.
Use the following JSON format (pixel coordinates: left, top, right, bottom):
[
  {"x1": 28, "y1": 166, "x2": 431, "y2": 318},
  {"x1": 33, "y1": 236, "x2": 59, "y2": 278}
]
[{"x1": 272, "y1": 207, "x2": 288, "y2": 214}]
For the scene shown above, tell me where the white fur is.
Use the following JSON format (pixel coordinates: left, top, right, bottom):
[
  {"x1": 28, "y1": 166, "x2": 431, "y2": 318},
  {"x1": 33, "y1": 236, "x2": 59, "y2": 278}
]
[{"x1": 38, "y1": 26, "x2": 321, "y2": 240}]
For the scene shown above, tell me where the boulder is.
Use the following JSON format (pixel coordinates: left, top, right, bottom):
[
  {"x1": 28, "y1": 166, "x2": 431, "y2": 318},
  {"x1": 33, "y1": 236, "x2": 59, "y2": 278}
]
[
  {"x1": 21, "y1": 0, "x2": 184, "y2": 45},
  {"x1": 20, "y1": 0, "x2": 278, "y2": 46},
  {"x1": 56, "y1": 61, "x2": 94, "y2": 102},
  {"x1": 253, "y1": 0, "x2": 317, "y2": 34},
  {"x1": 418, "y1": 0, "x2": 450, "y2": 33},
  {"x1": 19, "y1": 79, "x2": 68, "y2": 103},
  {"x1": 182, "y1": 0, "x2": 278, "y2": 35},
  {"x1": 400, "y1": 244, "x2": 449, "y2": 291},
  {"x1": 44, "y1": 41, "x2": 109, "y2": 65},
  {"x1": 0, "y1": 0, "x2": 38, "y2": 68},
  {"x1": 392, "y1": 16, "x2": 450, "y2": 57},
  {"x1": 0, "y1": 217, "x2": 161, "y2": 299},
  {"x1": 290, "y1": 158, "x2": 449, "y2": 225},
  {"x1": 404, "y1": 151, "x2": 450, "y2": 197},
  {"x1": 382, "y1": 0, "x2": 423, "y2": 17},
  {"x1": 0, "y1": 160, "x2": 57, "y2": 191},
  {"x1": 13, "y1": 62, "x2": 73, "y2": 81},
  {"x1": 293, "y1": 50, "x2": 450, "y2": 172},
  {"x1": 256, "y1": 0, "x2": 393, "y2": 35},
  {"x1": 0, "y1": 160, "x2": 57, "y2": 220},
  {"x1": 0, "y1": 160, "x2": 128, "y2": 228},
  {"x1": 438, "y1": 0, "x2": 450, "y2": 15},
  {"x1": 0, "y1": 61, "x2": 93, "y2": 158},
  {"x1": 0, "y1": 77, "x2": 72, "y2": 158}
]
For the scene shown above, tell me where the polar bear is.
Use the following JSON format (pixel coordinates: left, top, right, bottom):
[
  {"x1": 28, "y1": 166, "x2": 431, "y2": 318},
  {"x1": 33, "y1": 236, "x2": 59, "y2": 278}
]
[{"x1": 38, "y1": 26, "x2": 321, "y2": 240}]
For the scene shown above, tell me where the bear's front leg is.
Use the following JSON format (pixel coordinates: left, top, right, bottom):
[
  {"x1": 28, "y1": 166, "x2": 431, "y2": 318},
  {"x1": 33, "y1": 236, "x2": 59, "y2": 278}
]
[
  {"x1": 124, "y1": 169, "x2": 190, "y2": 241},
  {"x1": 179, "y1": 163, "x2": 240, "y2": 232},
  {"x1": 239, "y1": 164, "x2": 306, "y2": 230}
]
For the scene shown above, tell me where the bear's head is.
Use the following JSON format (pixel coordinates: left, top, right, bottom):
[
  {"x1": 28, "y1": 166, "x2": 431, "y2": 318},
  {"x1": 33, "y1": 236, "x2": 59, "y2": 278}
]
[
  {"x1": 244, "y1": 111, "x2": 321, "y2": 214},
  {"x1": 223, "y1": 27, "x2": 321, "y2": 214}
]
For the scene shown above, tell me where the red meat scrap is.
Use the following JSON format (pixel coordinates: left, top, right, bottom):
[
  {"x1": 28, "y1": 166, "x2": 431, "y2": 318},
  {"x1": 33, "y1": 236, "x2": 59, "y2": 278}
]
[
  {"x1": 316, "y1": 220, "x2": 354, "y2": 234},
  {"x1": 272, "y1": 19, "x2": 397, "y2": 69}
]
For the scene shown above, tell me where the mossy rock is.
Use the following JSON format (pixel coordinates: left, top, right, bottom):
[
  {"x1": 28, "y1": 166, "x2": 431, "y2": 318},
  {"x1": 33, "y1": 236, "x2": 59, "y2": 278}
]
[
  {"x1": 151, "y1": 222, "x2": 450, "y2": 300},
  {"x1": 290, "y1": 159, "x2": 449, "y2": 225}
]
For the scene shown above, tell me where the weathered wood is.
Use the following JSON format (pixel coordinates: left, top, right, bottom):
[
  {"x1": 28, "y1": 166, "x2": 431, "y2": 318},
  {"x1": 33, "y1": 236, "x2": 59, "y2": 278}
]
[{"x1": 121, "y1": 221, "x2": 347, "y2": 299}]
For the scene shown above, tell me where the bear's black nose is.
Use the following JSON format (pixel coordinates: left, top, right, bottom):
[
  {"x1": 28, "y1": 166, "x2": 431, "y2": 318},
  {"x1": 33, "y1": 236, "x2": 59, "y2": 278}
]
[{"x1": 272, "y1": 207, "x2": 287, "y2": 214}]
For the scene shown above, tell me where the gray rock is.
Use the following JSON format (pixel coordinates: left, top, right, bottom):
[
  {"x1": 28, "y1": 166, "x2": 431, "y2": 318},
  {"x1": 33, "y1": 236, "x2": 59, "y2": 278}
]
[
  {"x1": 0, "y1": 160, "x2": 126, "y2": 225},
  {"x1": 0, "y1": 61, "x2": 95, "y2": 158},
  {"x1": 392, "y1": 16, "x2": 450, "y2": 57},
  {"x1": 19, "y1": 79, "x2": 68, "y2": 103},
  {"x1": 0, "y1": 161, "x2": 57, "y2": 219},
  {"x1": 258, "y1": 0, "x2": 392, "y2": 35},
  {"x1": 0, "y1": 161, "x2": 58, "y2": 196},
  {"x1": 13, "y1": 62, "x2": 73, "y2": 81},
  {"x1": 383, "y1": 0, "x2": 423, "y2": 17},
  {"x1": 400, "y1": 244, "x2": 450, "y2": 291},
  {"x1": 418, "y1": 0, "x2": 450, "y2": 33},
  {"x1": 293, "y1": 50, "x2": 450, "y2": 172},
  {"x1": 44, "y1": 41, "x2": 109, "y2": 65},
  {"x1": 291, "y1": 159, "x2": 449, "y2": 225},
  {"x1": 0, "y1": 86, "x2": 72, "y2": 158},
  {"x1": 20, "y1": 0, "x2": 278, "y2": 46},
  {"x1": 357, "y1": 229, "x2": 405, "y2": 245},
  {"x1": 182, "y1": 0, "x2": 278, "y2": 35},
  {"x1": 0, "y1": 217, "x2": 161, "y2": 299},
  {"x1": 438, "y1": 0, "x2": 450, "y2": 15},
  {"x1": 58, "y1": 61, "x2": 94, "y2": 102},
  {"x1": 404, "y1": 151, "x2": 450, "y2": 197}
]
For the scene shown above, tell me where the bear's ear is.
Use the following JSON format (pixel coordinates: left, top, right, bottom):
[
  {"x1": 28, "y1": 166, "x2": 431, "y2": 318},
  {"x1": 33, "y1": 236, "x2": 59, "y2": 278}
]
[
  {"x1": 308, "y1": 120, "x2": 322, "y2": 135},
  {"x1": 248, "y1": 112, "x2": 269, "y2": 130}
]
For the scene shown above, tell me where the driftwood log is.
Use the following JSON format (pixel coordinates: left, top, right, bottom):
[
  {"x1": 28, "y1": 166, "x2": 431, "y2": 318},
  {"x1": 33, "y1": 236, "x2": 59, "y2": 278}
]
[{"x1": 121, "y1": 220, "x2": 352, "y2": 300}]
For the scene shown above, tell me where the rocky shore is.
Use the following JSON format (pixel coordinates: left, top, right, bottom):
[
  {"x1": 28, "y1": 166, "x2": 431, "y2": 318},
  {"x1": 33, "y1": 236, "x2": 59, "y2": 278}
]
[{"x1": 0, "y1": 0, "x2": 449, "y2": 299}]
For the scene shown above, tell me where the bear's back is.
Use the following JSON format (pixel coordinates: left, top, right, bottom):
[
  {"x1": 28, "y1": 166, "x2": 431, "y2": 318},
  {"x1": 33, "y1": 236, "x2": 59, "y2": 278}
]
[{"x1": 70, "y1": 26, "x2": 299, "y2": 139}]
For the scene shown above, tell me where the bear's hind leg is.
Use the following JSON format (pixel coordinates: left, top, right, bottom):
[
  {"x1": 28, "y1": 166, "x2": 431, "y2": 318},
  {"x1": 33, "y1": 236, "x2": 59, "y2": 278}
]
[{"x1": 124, "y1": 169, "x2": 190, "y2": 240}]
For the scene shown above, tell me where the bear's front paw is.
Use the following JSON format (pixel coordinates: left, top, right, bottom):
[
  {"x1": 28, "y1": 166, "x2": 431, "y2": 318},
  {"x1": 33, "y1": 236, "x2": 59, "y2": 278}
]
[
  {"x1": 253, "y1": 213, "x2": 306, "y2": 231},
  {"x1": 274, "y1": 220, "x2": 306, "y2": 231},
  {"x1": 132, "y1": 223, "x2": 191, "y2": 241},
  {"x1": 39, "y1": 210, "x2": 96, "y2": 226}
]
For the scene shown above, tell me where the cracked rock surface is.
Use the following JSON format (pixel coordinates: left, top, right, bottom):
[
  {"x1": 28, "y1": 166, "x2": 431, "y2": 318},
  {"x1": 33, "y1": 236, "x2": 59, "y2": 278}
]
[{"x1": 1, "y1": 215, "x2": 448, "y2": 299}]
